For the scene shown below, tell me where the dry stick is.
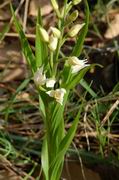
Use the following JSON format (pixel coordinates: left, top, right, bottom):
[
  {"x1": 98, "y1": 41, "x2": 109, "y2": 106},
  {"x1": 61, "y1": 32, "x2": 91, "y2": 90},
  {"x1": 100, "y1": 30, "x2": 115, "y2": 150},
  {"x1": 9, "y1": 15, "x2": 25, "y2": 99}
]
[
  {"x1": 0, "y1": 0, "x2": 11, "y2": 8},
  {"x1": 83, "y1": 104, "x2": 90, "y2": 151},
  {"x1": 72, "y1": 142, "x2": 87, "y2": 180},
  {"x1": 101, "y1": 100, "x2": 119, "y2": 127},
  {"x1": 0, "y1": 0, "x2": 25, "y2": 43},
  {"x1": 9, "y1": 0, "x2": 25, "y2": 25},
  {"x1": 23, "y1": 0, "x2": 30, "y2": 32},
  {"x1": 22, "y1": 0, "x2": 30, "y2": 67},
  {"x1": 76, "y1": 132, "x2": 119, "y2": 139},
  {"x1": 5, "y1": 32, "x2": 35, "y2": 39}
]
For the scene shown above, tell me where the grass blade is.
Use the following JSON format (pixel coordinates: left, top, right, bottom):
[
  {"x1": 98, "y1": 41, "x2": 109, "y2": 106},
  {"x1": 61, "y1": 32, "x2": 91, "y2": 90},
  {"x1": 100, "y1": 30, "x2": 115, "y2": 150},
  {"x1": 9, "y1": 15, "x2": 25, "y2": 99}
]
[
  {"x1": 0, "y1": 23, "x2": 10, "y2": 42},
  {"x1": 10, "y1": 4, "x2": 36, "y2": 73},
  {"x1": 80, "y1": 79, "x2": 97, "y2": 98},
  {"x1": 72, "y1": 0, "x2": 89, "y2": 57},
  {"x1": 5, "y1": 78, "x2": 30, "y2": 121},
  {"x1": 41, "y1": 138, "x2": 49, "y2": 180},
  {"x1": 35, "y1": 9, "x2": 48, "y2": 67},
  {"x1": 50, "y1": 105, "x2": 82, "y2": 179}
]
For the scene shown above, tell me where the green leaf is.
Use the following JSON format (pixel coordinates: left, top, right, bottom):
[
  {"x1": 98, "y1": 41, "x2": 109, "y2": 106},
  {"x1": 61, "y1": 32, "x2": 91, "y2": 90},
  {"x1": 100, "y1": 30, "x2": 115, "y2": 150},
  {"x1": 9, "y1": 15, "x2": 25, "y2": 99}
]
[
  {"x1": 50, "y1": 104, "x2": 82, "y2": 179},
  {"x1": 72, "y1": 0, "x2": 89, "y2": 57},
  {"x1": 80, "y1": 79, "x2": 97, "y2": 98},
  {"x1": 41, "y1": 138, "x2": 49, "y2": 180},
  {"x1": 35, "y1": 9, "x2": 48, "y2": 67},
  {"x1": 39, "y1": 95, "x2": 46, "y2": 118},
  {"x1": 10, "y1": 4, "x2": 36, "y2": 73},
  {"x1": 66, "y1": 65, "x2": 91, "y2": 90},
  {"x1": 50, "y1": 92, "x2": 69, "y2": 136},
  {"x1": 0, "y1": 23, "x2": 10, "y2": 42},
  {"x1": 5, "y1": 78, "x2": 30, "y2": 121}
]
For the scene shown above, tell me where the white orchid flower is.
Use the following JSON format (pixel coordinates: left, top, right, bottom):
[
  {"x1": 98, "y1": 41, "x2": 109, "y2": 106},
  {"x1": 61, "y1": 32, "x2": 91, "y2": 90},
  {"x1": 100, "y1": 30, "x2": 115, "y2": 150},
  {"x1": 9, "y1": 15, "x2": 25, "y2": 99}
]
[
  {"x1": 34, "y1": 67, "x2": 46, "y2": 86},
  {"x1": 46, "y1": 88, "x2": 66, "y2": 105},
  {"x1": 51, "y1": 0, "x2": 59, "y2": 10},
  {"x1": 72, "y1": 0, "x2": 82, "y2": 5},
  {"x1": 50, "y1": 27, "x2": 61, "y2": 38},
  {"x1": 46, "y1": 78, "x2": 56, "y2": 88},
  {"x1": 68, "y1": 23, "x2": 85, "y2": 37},
  {"x1": 67, "y1": 56, "x2": 89, "y2": 73},
  {"x1": 48, "y1": 35, "x2": 58, "y2": 51},
  {"x1": 39, "y1": 26, "x2": 49, "y2": 42}
]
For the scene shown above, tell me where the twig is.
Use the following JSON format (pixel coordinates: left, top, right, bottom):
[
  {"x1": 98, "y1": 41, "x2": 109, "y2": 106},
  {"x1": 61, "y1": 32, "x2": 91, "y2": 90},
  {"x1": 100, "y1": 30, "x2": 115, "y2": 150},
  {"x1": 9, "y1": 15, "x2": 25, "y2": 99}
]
[
  {"x1": 101, "y1": 100, "x2": 119, "y2": 127},
  {"x1": 83, "y1": 104, "x2": 90, "y2": 151},
  {"x1": 0, "y1": 0, "x2": 11, "y2": 9},
  {"x1": 23, "y1": 0, "x2": 30, "y2": 32},
  {"x1": 10, "y1": 0, "x2": 25, "y2": 25},
  {"x1": 5, "y1": 32, "x2": 35, "y2": 39}
]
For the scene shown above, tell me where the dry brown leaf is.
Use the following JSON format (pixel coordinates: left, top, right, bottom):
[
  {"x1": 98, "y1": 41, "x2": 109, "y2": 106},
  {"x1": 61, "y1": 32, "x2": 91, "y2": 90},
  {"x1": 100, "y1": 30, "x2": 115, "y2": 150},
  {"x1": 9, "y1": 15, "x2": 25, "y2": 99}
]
[
  {"x1": 0, "y1": 9, "x2": 11, "y2": 21},
  {"x1": 0, "y1": 169, "x2": 21, "y2": 180},
  {"x1": 29, "y1": 0, "x2": 52, "y2": 17},
  {"x1": 0, "y1": 40, "x2": 26, "y2": 82},
  {"x1": 105, "y1": 13, "x2": 119, "y2": 39},
  {"x1": 62, "y1": 161, "x2": 101, "y2": 180}
]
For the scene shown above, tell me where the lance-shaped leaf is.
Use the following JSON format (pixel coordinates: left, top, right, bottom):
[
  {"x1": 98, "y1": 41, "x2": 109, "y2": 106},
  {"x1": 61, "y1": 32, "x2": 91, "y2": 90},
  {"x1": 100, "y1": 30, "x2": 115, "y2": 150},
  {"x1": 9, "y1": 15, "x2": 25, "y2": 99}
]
[
  {"x1": 10, "y1": 4, "x2": 36, "y2": 73},
  {"x1": 72, "y1": 0, "x2": 89, "y2": 57},
  {"x1": 50, "y1": 105, "x2": 82, "y2": 180}
]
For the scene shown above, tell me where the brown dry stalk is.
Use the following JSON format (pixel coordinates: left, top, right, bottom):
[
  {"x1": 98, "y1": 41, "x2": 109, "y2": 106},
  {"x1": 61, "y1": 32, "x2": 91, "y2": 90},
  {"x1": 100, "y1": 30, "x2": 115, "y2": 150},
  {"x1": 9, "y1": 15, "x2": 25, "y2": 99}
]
[
  {"x1": 23, "y1": 0, "x2": 30, "y2": 32},
  {"x1": 5, "y1": 32, "x2": 36, "y2": 38},
  {"x1": 101, "y1": 100, "x2": 119, "y2": 127}
]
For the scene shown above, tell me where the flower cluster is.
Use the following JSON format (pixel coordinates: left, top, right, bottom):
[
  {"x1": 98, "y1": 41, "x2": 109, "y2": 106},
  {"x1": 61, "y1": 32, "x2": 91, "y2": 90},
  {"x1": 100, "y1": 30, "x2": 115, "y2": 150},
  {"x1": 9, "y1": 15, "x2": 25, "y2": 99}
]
[
  {"x1": 33, "y1": 67, "x2": 66, "y2": 105},
  {"x1": 39, "y1": 26, "x2": 61, "y2": 51},
  {"x1": 34, "y1": 55, "x2": 89, "y2": 105},
  {"x1": 33, "y1": 0, "x2": 89, "y2": 106}
]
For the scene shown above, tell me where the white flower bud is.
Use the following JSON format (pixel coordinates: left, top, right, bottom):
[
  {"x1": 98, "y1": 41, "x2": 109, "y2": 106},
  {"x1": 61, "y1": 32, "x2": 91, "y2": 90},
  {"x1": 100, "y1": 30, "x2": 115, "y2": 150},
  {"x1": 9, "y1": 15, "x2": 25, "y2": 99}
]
[
  {"x1": 72, "y1": 0, "x2": 82, "y2": 5},
  {"x1": 67, "y1": 56, "x2": 89, "y2": 73},
  {"x1": 51, "y1": 0, "x2": 59, "y2": 10},
  {"x1": 46, "y1": 78, "x2": 56, "y2": 88},
  {"x1": 67, "y1": 10, "x2": 79, "y2": 23},
  {"x1": 48, "y1": 35, "x2": 58, "y2": 51},
  {"x1": 46, "y1": 88, "x2": 66, "y2": 105},
  {"x1": 39, "y1": 26, "x2": 49, "y2": 42},
  {"x1": 50, "y1": 27, "x2": 61, "y2": 38},
  {"x1": 34, "y1": 67, "x2": 46, "y2": 86},
  {"x1": 68, "y1": 23, "x2": 85, "y2": 37}
]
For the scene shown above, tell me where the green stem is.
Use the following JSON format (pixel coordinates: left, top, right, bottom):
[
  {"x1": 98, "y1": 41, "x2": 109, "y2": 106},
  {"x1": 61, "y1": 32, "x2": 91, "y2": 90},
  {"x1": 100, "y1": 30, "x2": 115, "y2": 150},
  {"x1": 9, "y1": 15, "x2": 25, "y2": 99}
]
[
  {"x1": 50, "y1": 52, "x2": 54, "y2": 75},
  {"x1": 54, "y1": 0, "x2": 68, "y2": 76}
]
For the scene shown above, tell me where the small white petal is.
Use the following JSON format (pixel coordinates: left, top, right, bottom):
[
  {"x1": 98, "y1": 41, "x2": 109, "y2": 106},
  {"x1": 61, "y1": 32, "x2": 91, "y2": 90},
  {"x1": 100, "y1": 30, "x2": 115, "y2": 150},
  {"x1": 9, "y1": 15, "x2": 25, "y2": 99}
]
[
  {"x1": 46, "y1": 90, "x2": 55, "y2": 97},
  {"x1": 39, "y1": 27, "x2": 49, "y2": 42},
  {"x1": 51, "y1": 0, "x2": 59, "y2": 10},
  {"x1": 34, "y1": 67, "x2": 46, "y2": 86},
  {"x1": 48, "y1": 36, "x2": 58, "y2": 51},
  {"x1": 46, "y1": 88, "x2": 66, "y2": 105},
  {"x1": 68, "y1": 23, "x2": 85, "y2": 37},
  {"x1": 46, "y1": 79, "x2": 56, "y2": 88},
  {"x1": 72, "y1": 0, "x2": 82, "y2": 5},
  {"x1": 50, "y1": 27, "x2": 61, "y2": 38},
  {"x1": 67, "y1": 56, "x2": 89, "y2": 74}
]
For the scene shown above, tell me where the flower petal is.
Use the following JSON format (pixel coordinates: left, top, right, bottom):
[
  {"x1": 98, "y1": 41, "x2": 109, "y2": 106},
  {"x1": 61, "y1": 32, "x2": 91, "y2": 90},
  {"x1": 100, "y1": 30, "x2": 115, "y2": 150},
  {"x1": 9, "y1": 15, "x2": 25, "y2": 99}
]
[
  {"x1": 48, "y1": 35, "x2": 58, "y2": 51},
  {"x1": 46, "y1": 88, "x2": 66, "y2": 105},
  {"x1": 67, "y1": 56, "x2": 90, "y2": 74},
  {"x1": 34, "y1": 67, "x2": 46, "y2": 86},
  {"x1": 46, "y1": 79, "x2": 56, "y2": 88}
]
